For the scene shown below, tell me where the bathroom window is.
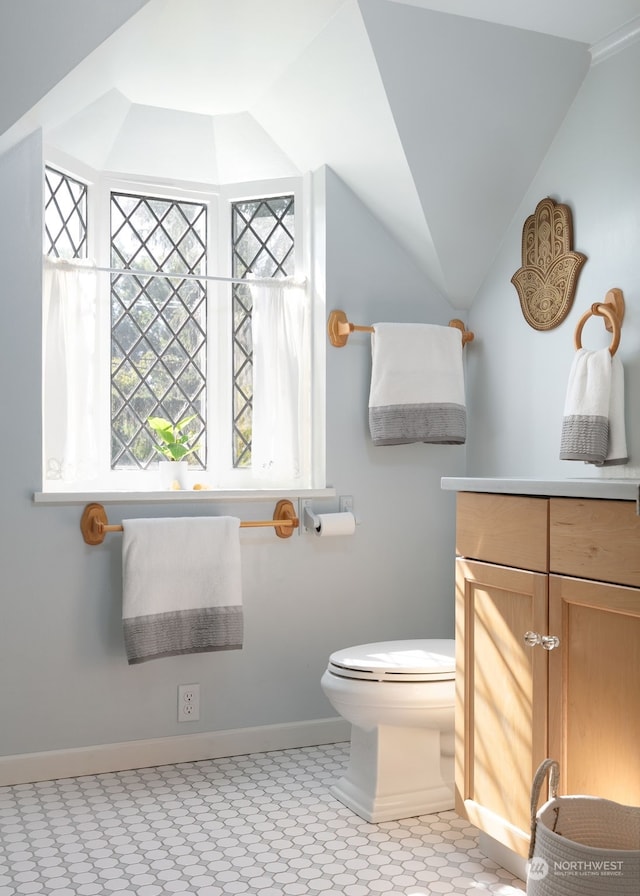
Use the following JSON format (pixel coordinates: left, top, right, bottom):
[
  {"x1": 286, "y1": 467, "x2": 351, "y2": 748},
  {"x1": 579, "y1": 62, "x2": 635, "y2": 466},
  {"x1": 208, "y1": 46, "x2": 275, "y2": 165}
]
[{"x1": 42, "y1": 168, "x2": 312, "y2": 492}]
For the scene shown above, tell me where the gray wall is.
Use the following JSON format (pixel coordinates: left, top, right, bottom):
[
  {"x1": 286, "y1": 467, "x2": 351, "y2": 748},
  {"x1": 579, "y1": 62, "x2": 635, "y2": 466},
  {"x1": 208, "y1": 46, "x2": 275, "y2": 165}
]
[
  {"x1": 467, "y1": 43, "x2": 640, "y2": 479},
  {"x1": 0, "y1": 141, "x2": 464, "y2": 758},
  {"x1": 0, "y1": 1, "x2": 150, "y2": 136}
]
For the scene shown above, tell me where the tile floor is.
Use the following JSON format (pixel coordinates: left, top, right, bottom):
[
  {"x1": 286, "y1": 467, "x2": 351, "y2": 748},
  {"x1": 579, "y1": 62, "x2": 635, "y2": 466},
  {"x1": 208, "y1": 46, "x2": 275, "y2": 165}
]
[{"x1": 0, "y1": 742, "x2": 526, "y2": 896}]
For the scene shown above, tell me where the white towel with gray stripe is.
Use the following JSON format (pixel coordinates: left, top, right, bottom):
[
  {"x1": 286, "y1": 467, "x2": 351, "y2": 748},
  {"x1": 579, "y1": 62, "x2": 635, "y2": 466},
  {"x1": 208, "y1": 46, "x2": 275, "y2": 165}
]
[
  {"x1": 122, "y1": 516, "x2": 243, "y2": 664},
  {"x1": 559, "y1": 348, "x2": 628, "y2": 465},
  {"x1": 368, "y1": 323, "x2": 466, "y2": 446}
]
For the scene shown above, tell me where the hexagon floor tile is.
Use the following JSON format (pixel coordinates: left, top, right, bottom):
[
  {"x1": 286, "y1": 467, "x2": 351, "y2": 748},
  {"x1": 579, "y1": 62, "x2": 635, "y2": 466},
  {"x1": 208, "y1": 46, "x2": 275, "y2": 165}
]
[{"x1": 0, "y1": 742, "x2": 525, "y2": 895}]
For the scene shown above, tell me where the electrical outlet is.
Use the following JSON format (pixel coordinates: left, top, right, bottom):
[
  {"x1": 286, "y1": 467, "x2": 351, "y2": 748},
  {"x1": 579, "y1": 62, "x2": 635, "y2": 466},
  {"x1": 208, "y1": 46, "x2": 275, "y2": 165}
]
[{"x1": 177, "y1": 683, "x2": 200, "y2": 722}]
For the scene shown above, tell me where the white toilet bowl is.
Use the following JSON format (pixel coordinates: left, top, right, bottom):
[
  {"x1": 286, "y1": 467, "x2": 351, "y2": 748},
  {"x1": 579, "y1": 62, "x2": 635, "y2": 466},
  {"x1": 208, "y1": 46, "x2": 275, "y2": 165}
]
[{"x1": 321, "y1": 638, "x2": 455, "y2": 823}]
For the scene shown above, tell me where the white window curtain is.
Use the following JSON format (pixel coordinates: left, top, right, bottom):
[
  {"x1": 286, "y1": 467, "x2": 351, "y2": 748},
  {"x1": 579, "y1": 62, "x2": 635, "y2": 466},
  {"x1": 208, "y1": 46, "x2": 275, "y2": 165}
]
[
  {"x1": 250, "y1": 281, "x2": 310, "y2": 485},
  {"x1": 42, "y1": 257, "x2": 100, "y2": 482}
]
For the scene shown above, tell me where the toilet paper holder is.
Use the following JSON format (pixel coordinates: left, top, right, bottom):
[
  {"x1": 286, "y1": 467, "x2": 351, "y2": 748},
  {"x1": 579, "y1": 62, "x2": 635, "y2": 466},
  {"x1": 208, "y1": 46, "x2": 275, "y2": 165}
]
[
  {"x1": 299, "y1": 496, "x2": 356, "y2": 535},
  {"x1": 302, "y1": 502, "x2": 321, "y2": 532}
]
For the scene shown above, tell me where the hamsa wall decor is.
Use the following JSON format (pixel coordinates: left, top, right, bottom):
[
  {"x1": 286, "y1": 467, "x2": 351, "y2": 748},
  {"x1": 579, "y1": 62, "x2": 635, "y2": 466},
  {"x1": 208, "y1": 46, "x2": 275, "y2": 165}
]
[{"x1": 511, "y1": 197, "x2": 586, "y2": 330}]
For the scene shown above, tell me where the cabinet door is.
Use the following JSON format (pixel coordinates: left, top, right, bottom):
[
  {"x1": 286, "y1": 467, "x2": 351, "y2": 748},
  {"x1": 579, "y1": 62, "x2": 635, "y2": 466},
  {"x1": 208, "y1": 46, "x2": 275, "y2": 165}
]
[
  {"x1": 456, "y1": 558, "x2": 548, "y2": 858},
  {"x1": 549, "y1": 575, "x2": 640, "y2": 805}
]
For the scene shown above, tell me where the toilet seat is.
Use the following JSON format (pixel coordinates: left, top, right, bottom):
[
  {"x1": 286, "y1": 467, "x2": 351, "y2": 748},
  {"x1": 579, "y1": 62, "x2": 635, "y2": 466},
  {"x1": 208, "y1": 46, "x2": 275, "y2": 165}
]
[{"x1": 327, "y1": 639, "x2": 455, "y2": 683}]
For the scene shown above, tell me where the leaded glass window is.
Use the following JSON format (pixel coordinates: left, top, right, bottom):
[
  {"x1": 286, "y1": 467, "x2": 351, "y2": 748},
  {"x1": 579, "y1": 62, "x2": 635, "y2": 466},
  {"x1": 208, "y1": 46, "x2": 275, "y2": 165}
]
[
  {"x1": 44, "y1": 167, "x2": 87, "y2": 259},
  {"x1": 231, "y1": 196, "x2": 295, "y2": 467},
  {"x1": 41, "y1": 163, "x2": 309, "y2": 491},
  {"x1": 110, "y1": 192, "x2": 207, "y2": 470}
]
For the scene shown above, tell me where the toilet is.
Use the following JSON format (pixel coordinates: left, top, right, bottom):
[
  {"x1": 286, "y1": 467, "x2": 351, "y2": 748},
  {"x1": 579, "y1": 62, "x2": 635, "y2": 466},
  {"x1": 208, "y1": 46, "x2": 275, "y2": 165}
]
[{"x1": 321, "y1": 638, "x2": 455, "y2": 823}]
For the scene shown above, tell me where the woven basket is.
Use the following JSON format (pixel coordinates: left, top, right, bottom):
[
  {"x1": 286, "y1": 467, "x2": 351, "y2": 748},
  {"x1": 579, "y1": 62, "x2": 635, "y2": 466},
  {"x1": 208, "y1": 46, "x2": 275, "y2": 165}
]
[{"x1": 527, "y1": 759, "x2": 640, "y2": 895}]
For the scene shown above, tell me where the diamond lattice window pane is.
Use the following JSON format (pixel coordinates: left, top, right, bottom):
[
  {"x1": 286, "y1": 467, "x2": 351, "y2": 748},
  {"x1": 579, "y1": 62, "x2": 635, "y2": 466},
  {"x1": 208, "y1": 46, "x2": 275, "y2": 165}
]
[
  {"x1": 110, "y1": 192, "x2": 207, "y2": 470},
  {"x1": 44, "y1": 167, "x2": 88, "y2": 259},
  {"x1": 145, "y1": 360, "x2": 173, "y2": 401},
  {"x1": 112, "y1": 359, "x2": 144, "y2": 401},
  {"x1": 231, "y1": 195, "x2": 295, "y2": 467}
]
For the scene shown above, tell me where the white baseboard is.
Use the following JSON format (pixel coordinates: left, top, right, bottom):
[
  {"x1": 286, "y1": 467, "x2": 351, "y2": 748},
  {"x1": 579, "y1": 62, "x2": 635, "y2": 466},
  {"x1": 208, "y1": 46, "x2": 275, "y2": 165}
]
[
  {"x1": 0, "y1": 717, "x2": 351, "y2": 786},
  {"x1": 478, "y1": 832, "x2": 527, "y2": 882}
]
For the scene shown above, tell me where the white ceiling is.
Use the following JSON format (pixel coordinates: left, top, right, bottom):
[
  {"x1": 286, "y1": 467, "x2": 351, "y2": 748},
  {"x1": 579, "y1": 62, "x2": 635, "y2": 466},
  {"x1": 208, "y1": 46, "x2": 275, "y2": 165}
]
[
  {"x1": 5, "y1": 0, "x2": 640, "y2": 308},
  {"x1": 96, "y1": 0, "x2": 347, "y2": 118}
]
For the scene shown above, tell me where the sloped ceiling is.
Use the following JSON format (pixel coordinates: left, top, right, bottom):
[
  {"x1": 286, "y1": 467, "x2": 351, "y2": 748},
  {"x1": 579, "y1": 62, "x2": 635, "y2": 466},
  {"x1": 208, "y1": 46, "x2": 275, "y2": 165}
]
[
  {"x1": 358, "y1": 0, "x2": 589, "y2": 303},
  {"x1": 3, "y1": 0, "x2": 640, "y2": 308}
]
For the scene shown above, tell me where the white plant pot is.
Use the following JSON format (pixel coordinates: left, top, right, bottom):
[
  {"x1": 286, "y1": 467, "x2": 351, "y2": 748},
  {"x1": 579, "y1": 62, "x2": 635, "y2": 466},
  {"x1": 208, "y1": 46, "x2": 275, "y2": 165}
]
[{"x1": 158, "y1": 460, "x2": 189, "y2": 490}]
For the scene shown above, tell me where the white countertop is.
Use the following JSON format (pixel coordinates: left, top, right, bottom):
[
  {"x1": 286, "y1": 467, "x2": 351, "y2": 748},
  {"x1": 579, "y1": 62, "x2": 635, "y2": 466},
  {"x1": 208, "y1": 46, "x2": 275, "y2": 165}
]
[{"x1": 441, "y1": 477, "x2": 640, "y2": 501}]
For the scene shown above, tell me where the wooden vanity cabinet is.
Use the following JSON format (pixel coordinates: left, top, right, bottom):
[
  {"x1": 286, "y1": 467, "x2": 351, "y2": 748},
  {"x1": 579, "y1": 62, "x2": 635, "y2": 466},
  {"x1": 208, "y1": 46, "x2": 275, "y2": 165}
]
[{"x1": 455, "y1": 492, "x2": 640, "y2": 860}]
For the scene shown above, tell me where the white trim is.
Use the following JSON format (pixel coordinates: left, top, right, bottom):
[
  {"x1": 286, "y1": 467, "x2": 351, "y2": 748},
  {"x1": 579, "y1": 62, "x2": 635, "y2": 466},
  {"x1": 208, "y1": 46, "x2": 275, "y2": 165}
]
[
  {"x1": 478, "y1": 833, "x2": 527, "y2": 883},
  {"x1": 590, "y1": 15, "x2": 640, "y2": 65},
  {"x1": 0, "y1": 718, "x2": 350, "y2": 786},
  {"x1": 33, "y1": 486, "x2": 336, "y2": 505}
]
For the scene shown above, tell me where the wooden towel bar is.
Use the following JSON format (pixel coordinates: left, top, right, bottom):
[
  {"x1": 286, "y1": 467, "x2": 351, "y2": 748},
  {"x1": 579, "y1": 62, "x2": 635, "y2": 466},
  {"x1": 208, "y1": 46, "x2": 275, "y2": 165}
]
[
  {"x1": 80, "y1": 500, "x2": 299, "y2": 545},
  {"x1": 327, "y1": 309, "x2": 474, "y2": 347}
]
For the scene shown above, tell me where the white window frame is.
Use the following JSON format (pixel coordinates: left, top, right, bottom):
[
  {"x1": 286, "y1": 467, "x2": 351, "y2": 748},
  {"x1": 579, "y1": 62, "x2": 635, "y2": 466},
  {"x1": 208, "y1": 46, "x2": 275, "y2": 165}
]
[
  {"x1": 214, "y1": 179, "x2": 306, "y2": 489},
  {"x1": 42, "y1": 152, "x2": 319, "y2": 495}
]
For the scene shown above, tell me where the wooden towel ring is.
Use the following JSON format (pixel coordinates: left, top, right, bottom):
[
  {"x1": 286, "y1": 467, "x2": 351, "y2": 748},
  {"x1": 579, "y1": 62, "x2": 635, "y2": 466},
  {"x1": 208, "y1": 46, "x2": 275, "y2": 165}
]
[{"x1": 573, "y1": 289, "x2": 624, "y2": 356}]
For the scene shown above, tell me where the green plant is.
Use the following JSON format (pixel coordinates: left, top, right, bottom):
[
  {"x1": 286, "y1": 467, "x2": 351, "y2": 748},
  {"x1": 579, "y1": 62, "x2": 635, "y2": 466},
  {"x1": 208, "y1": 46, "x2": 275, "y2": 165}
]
[{"x1": 147, "y1": 415, "x2": 200, "y2": 461}]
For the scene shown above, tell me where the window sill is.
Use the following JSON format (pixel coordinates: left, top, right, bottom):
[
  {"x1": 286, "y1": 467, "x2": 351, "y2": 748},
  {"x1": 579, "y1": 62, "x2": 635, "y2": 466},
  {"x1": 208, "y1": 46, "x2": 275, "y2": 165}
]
[{"x1": 33, "y1": 487, "x2": 336, "y2": 506}]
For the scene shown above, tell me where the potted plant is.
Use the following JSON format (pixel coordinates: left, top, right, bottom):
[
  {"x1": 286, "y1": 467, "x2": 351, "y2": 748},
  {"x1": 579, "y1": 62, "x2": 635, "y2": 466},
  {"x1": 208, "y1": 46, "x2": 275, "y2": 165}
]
[{"x1": 147, "y1": 415, "x2": 200, "y2": 489}]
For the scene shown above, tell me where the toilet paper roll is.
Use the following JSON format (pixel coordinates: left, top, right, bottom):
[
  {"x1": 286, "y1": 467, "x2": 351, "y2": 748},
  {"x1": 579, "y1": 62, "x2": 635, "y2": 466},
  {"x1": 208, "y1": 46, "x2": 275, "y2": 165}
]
[{"x1": 313, "y1": 511, "x2": 356, "y2": 537}]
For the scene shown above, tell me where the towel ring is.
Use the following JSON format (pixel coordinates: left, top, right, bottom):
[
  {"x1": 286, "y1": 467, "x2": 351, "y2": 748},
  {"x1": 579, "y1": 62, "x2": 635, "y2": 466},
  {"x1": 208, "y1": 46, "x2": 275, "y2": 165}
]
[{"x1": 573, "y1": 289, "x2": 624, "y2": 356}]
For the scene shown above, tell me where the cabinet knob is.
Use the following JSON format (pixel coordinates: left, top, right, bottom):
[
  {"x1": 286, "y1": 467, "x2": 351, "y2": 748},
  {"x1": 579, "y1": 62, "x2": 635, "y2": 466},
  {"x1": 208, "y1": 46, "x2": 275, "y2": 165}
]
[
  {"x1": 541, "y1": 635, "x2": 560, "y2": 650},
  {"x1": 523, "y1": 631, "x2": 560, "y2": 650}
]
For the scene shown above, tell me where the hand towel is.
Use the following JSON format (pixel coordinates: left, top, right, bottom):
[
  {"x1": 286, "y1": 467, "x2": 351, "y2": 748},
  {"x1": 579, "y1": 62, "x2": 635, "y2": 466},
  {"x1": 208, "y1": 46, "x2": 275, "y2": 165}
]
[
  {"x1": 559, "y1": 348, "x2": 628, "y2": 465},
  {"x1": 122, "y1": 516, "x2": 243, "y2": 665},
  {"x1": 599, "y1": 353, "x2": 628, "y2": 466},
  {"x1": 368, "y1": 323, "x2": 466, "y2": 446}
]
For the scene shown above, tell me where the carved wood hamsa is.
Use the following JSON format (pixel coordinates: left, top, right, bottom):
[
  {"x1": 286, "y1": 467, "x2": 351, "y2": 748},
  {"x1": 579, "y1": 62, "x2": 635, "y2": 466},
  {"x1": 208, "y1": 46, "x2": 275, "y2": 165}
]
[{"x1": 511, "y1": 198, "x2": 586, "y2": 331}]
